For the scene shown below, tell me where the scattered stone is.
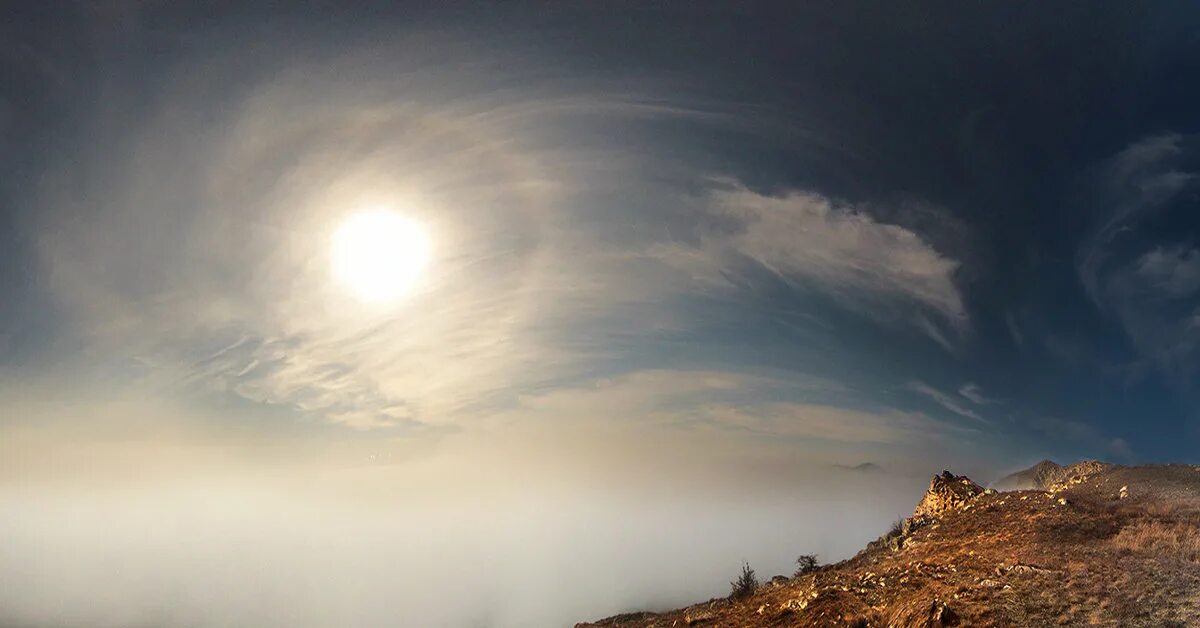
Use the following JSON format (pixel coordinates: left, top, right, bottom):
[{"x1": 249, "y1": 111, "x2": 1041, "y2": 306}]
[
  {"x1": 1119, "y1": 485, "x2": 1129, "y2": 500},
  {"x1": 1007, "y1": 563, "x2": 1051, "y2": 575},
  {"x1": 780, "y1": 598, "x2": 808, "y2": 612}
]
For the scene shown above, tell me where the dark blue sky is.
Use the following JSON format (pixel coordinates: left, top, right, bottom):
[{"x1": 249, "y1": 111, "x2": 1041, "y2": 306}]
[{"x1": 4, "y1": 2, "x2": 1200, "y2": 469}]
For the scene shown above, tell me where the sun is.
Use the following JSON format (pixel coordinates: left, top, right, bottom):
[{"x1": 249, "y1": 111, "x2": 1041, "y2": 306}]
[{"x1": 331, "y1": 209, "x2": 431, "y2": 303}]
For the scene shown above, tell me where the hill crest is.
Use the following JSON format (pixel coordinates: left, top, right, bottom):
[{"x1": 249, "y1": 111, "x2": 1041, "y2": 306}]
[{"x1": 578, "y1": 462, "x2": 1200, "y2": 627}]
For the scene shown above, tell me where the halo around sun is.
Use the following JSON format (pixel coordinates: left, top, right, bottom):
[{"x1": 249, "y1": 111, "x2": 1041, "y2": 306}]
[{"x1": 331, "y1": 209, "x2": 431, "y2": 303}]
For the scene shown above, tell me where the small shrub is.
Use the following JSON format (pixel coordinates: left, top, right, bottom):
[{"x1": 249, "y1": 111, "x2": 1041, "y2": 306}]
[
  {"x1": 889, "y1": 516, "x2": 905, "y2": 537},
  {"x1": 794, "y1": 554, "x2": 819, "y2": 576},
  {"x1": 729, "y1": 561, "x2": 758, "y2": 599}
]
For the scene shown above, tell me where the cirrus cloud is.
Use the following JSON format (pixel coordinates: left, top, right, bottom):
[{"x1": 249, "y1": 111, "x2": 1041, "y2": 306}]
[{"x1": 651, "y1": 184, "x2": 967, "y2": 347}]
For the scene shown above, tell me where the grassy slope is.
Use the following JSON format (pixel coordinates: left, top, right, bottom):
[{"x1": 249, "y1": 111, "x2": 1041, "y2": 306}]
[{"x1": 578, "y1": 464, "x2": 1200, "y2": 628}]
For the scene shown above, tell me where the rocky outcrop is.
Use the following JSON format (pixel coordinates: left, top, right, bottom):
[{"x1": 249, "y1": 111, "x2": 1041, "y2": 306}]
[
  {"x1": 912, "y1": 471, "x2": 986, "y2": 519},
  {"x1": 1045, "y1": 460, "x2": 1112, "y2": 493},
  {"x1": 863, "y1": 472, "x2": 986, "y2": 555}
]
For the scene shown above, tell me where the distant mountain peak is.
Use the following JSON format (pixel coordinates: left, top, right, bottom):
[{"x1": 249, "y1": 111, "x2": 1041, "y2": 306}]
[
  {"x1": 833, "y1": 462, "x2": 882, "y2": 473},
  {"x1": 991, "y1": 459, "x2": 1117, "y2": 491}
]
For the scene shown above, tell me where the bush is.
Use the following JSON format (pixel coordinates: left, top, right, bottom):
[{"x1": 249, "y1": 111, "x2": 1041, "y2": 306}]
[
  {"x1": 889, "y1": 516, "x2": 905, "y2": 537},
  {"x1": 794, "y1": 554, "x2": 819, "y2": 576},
  {"x1": 729, "y1": 561, "x2": 758, "y2": 599}
]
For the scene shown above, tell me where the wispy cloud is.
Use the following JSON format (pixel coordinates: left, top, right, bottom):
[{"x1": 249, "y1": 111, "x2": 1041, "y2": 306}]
[
  {"x1": 33, "y1": 41, "x2": 738, "y2": 430},
  {"x1": 1134, "y1": 246, "x2": 1200, "y2": 298},
  {"x1": 501, "y1": 369, "x2": 976, "y2": 449},
  {"x1": 905, "y1": 381, "x2": 989, "y2": 423},
  {"x1": 1077, "y1": 133, "x2": 1196, "y2": 303},
  {"x1": 1004, "y1": 311, "x2": 1025, "y2": 350},
  {"x1": 958, "y1": 383, "x2": 995, "y2": 405},
  {"x1": 693, "y1": 402, "x2": 977, "y2": 445},
  {"x1": 31, "y1": 32, "x2": 980, "y2": 433},
  {"x1": 1070, "y1": 132, "x2": 1200, "y2": 388},
  {"x1": 652, "y1": 183, "x2": 967, "y2": 348}
]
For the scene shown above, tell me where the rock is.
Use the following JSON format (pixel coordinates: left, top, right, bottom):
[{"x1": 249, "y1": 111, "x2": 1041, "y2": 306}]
[
  {"x1": 1047, "y1": 460, "x2": 1113, "y2": 493},
  {"x1": 903, "y1": 515, "x2": 934, "y2": 535},
  {"x1": 1119, "y1": 485, "x2": 1129, "y2": 499},
  {"x1": 1057, "y1": 497, "x2": 1069, "y2": 505},
  {"x1": 979, "y1": 578, "x2": 1000, "y2": 588},
  {"x1": 913, "y1": 471, "x2": 986, "y2": 519},
  {"x1": 780, "y1": 598, "x2": 808, "y2": 612},
  {"x1": 1007, "y1": 563, "x2": 1051, "y2": 575},
  {"x1": 925, "y1": 599, "x2": 960, "y2": 627}
]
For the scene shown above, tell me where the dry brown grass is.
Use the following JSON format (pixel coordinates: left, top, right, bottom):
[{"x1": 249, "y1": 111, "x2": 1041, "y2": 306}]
[
  {"x1": 1140, "y1": 498, "x2": 1200, "y2": 519},
  {"x1": 1110, "y1": 519, "x2": 1200, "y2": 561},
  {"x1": 580, "y1": 464, "x2": 1200, "y2": 628}
]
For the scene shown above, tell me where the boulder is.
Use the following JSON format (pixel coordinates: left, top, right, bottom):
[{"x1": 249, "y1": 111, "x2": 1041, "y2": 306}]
[{"x1": 913, "y1": 471, "x2": 986, "y2": 519}]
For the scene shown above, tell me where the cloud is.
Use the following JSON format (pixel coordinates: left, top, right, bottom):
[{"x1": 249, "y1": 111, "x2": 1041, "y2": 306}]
[
  {"x1": 29, "y1": 26, "x2": 983, "y2": 433},
  {"x1": 1070, "y1": 132, "x2": 1200, "y2": 388},
  {"x1": 692, "y1": 402, "x2": 976, "y2": 445},
  {"x1": 0, "y1": 374, "x2": 982, "y2": 628},
  {"x1": 1112, "y1": 133, "x2": 1188, "y2": 181},
  {"x1": 904, "y1": 381, "x2": 989, "y2": 423},
  {"x1": 0, "y1": 381, "x2": 945, "y2": 628},
  {"x1": 31, "y1": 37, "x2": 748, "y2": 430},
  {"x1": 1077, "y1": 133, "x2": 1196, "y2": 303},
  {"x1": 483, "y1": 368, "x2": 981, "y2": 454},
  {"x1": 1134, "y1": 246, "x2": 1200, "y2": 298},
  {"x1": 652, "y1": 184, "x2": 967, "y2": 347},
  {"x1": 1004, "y1": 311, "x2": 1025, "y2": 349},
  {"x1": 958, "y1": 383, "x2": 995, "y2": 405}
]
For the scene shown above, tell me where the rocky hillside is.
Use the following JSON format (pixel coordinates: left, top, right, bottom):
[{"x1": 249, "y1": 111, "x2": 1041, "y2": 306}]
[{"x1": 577, "y1": 462, "x2": 1200, "y2": 627}]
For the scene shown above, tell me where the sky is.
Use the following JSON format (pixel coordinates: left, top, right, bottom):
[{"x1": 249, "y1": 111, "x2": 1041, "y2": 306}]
[{"x1": 3, "y1": 3, "x2": 1200, "y2": 627}]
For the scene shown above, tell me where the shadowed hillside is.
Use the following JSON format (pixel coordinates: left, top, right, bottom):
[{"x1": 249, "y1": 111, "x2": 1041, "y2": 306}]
[{"x1": 578, "y1": 462, "x2": 1200, "y2": 627}]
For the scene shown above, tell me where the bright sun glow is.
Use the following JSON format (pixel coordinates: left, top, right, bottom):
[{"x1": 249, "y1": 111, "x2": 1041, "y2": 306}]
[{"x1": 332, "y1": 209, "x2": 431, "y2": 303}]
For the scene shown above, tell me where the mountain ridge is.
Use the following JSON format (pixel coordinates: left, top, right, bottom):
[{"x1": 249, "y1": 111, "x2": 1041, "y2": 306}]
[{"x1": 578, "y1": 461, "x2": 1200, "y2": 627}]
